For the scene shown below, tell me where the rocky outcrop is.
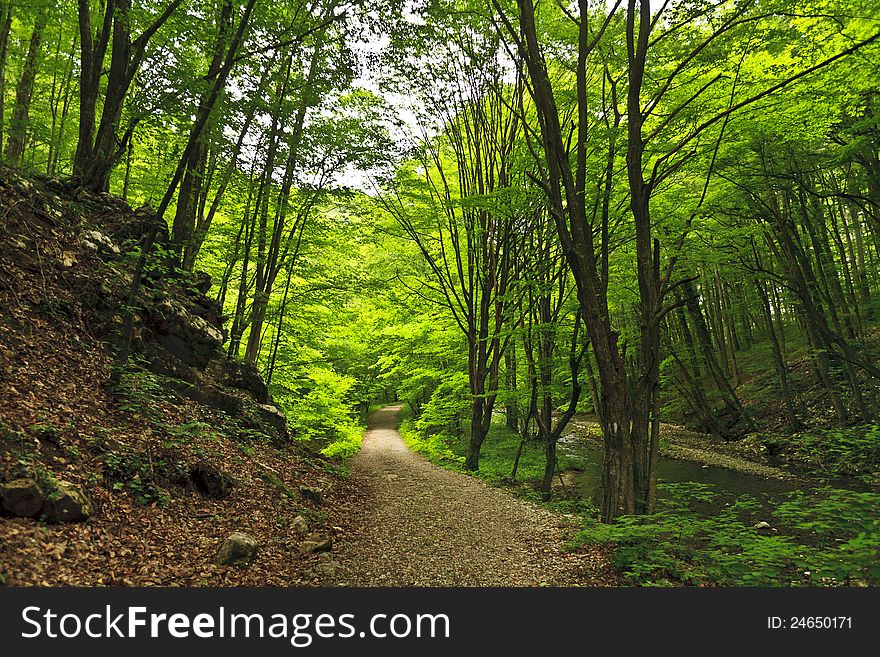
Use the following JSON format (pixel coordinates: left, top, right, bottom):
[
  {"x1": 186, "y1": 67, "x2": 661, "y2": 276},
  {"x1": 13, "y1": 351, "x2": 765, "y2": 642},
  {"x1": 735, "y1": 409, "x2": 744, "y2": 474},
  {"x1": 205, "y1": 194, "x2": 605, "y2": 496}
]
[
  {"x1": 223, "y1": 360, "x2": 270, "y2": 404},
  {"x1": 255, "y1": 403, "x2": 288, "y2": 440},
  {"x1": 0, "y1": 167, "x2": 291, "y2": 444},
  {"x1": 149, "y1": 299, "x2": 226, "y2": 369}
]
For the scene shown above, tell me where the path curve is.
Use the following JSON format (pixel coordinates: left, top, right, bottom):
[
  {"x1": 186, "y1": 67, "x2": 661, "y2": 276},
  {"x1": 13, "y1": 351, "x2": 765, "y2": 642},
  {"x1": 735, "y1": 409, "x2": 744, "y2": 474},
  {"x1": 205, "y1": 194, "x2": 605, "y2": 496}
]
[{"x1": 332, "y1": 406, "x2": 608, "y2": 586}]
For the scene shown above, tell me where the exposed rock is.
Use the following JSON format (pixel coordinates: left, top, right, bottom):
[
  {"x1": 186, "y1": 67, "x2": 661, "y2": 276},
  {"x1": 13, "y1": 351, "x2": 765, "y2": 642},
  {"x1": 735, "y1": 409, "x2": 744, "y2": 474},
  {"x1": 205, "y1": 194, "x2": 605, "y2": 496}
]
[
  {"x1": 754, "y1": 521, "x2": 771, "y2": 530},
  {"x1": 223, "y1": 359, "x2": 270, "y2": 403},
  {"x1": 152, "y1": 300, "x2": 225, "y2": 368},
  {"x1": 291, "y1": 515, "x2": 309, "y2": 536},
  {"x1": 188, "y1": 462, "x2": 233, "y2": 499},
  {"x1": 82, "y1": 229, "x2": 120, "y2": 255},
  {"x1": 300, "y1": 486, "x2": 323, "y2": 505},
  {"x1": 216, "y1": 531, "x2": 259, "y2": 565},
  {"x1": 300, "y1": 532, "x2": 332, "y2": 553},
  {"x1": 42, "y1": 481, "x2": 92, "y2": 523},
  {"x1": 256, "y1": 403, "x2": 288, "y2": 439},
  {"x1": 0, "y1": 478, "x2": 45, "y2": 517},
  {"x1": 169, "y1": 380, "x2": 243, "y2": 416},
  {"x1": 108, "y1": 205, "x2": 169, "y2": 247}
]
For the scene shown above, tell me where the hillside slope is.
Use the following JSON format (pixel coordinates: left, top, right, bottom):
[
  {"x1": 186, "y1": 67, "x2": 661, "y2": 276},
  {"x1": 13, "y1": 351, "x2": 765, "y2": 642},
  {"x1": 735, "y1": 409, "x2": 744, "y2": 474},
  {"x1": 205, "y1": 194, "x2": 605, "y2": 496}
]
[{"x1": 0, "y1": 168, "x2": 357, "y2": 586}]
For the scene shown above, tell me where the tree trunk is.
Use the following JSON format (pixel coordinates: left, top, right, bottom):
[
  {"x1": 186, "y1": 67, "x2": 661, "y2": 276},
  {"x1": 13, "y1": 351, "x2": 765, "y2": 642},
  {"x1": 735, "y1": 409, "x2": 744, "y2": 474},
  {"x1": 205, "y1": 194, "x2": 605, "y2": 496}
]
[
  {"x1": 5, "y1": 6, "x2": 47, "y2": 165},
  {"x1": 504, "y1": 343, "x2": 518, "y2": 431},
  {"x1": 0, "y1": 3, "x2": 14, "y2": 155}
]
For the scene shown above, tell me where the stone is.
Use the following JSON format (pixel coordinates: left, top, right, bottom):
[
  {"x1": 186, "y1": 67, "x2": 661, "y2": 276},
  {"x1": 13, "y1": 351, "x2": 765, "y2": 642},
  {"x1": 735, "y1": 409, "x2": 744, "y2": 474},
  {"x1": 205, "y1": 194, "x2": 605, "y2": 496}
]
[
  {"x1": 300, "y1": 533, "x2": 332, "y2": 553},
  {"x1": 299, "y1": 486, "x2": 323, "y2": 505},
  {"x1": 42, "y1": 481, "x2": 92, "y2": 523},
  {"x1": 256, "y1": 403, "x2": 288, "y2": 439},
  {"x1": 223, "y1": 360, "x2": 270, "y2": 404},
  {"x1": 754, "y1": 521, "x2": 771, "y2": 530},
  {"x1": 0, "y1": 478, "x2": 45, "y2": 517},
  {"x1": 315, "y1": 559, "x2": 342, "y2": 577},
  {"x1": 291, "y1": 515, "x2": 309, "y2": 536},
  {"x1": 216, "y1": 531, "x2": 259, "y2": 565},
  {"x1": 82, "y1": 230, "x2": 121, "y2": 255}
]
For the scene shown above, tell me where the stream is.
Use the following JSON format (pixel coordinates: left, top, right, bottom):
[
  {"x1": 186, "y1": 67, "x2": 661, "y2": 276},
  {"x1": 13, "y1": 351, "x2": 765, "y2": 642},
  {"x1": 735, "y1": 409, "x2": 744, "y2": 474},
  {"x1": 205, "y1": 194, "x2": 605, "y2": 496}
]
[{"x1": 557, "y1": 432, "x2": 801, "y2": 506}]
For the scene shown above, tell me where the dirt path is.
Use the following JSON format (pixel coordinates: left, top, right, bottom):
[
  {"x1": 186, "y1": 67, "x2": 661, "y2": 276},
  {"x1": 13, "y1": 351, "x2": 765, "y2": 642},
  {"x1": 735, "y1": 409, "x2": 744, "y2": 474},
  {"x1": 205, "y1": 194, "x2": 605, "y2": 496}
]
[{"x1": 331, "y1": 406, "x2": 609, "y2": 587}]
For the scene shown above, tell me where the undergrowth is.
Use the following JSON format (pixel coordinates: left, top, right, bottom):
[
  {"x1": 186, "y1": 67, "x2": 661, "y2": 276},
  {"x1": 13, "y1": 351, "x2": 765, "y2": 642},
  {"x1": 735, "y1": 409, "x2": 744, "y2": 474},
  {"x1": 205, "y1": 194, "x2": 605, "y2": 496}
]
[{"x1": 576, "y1": 482, "x2": 880, "y2": 586}]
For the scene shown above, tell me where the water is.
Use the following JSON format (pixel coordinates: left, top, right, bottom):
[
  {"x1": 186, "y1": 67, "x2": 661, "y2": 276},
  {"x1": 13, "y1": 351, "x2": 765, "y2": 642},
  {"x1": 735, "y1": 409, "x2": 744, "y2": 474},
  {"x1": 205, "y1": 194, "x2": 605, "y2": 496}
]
[{"x1": 557, "y1": 432, "x2": 800, "y2": 503}]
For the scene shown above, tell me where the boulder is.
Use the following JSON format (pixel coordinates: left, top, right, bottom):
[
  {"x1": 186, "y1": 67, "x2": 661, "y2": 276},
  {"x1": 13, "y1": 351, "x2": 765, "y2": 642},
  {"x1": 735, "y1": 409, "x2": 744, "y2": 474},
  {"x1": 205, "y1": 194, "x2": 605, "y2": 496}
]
[
  {"x1": 299, "y1": 486, "x2": 323, "y2": 505},
  {"x1": 42, "y1": 481, "x2": 92, "y2": 523},
  {"x1": 0, "y1": 478, "x2": 45, "y2": 517},
  {"x1": 754, "y1": 521, "x2": 771, "y2": 530},
  {"x1": 300, "y1": 533, "x2": 332, "y2": 553},
  {"x1": 216, "y1": 531, "x2": 259, "y2": 566},
  {"x1": 256, "y1": 403, "x2": 288, "y2": 439}
]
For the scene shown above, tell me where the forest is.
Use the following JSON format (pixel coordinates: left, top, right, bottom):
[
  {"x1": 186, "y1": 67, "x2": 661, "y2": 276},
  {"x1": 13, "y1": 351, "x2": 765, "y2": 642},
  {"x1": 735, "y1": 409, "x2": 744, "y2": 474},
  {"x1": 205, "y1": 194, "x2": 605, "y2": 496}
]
[{"x1": 0, "y1": 0, "x2": 879, "y2": 588}]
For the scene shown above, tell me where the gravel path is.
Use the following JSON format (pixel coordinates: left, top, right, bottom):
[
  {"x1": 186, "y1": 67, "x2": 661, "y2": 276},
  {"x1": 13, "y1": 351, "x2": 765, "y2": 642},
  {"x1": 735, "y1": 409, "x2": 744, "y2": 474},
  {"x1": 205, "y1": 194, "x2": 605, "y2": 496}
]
[{"x1": 332, "y1": 406, "x2": 609, "y2": 587}]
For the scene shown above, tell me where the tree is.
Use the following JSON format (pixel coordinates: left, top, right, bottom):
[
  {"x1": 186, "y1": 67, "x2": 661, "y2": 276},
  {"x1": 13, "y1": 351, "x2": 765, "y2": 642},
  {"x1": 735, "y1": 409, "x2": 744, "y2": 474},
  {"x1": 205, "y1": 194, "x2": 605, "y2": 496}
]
[{"x1": 74, "y1": 0, "x2": 183, "y2": 192}]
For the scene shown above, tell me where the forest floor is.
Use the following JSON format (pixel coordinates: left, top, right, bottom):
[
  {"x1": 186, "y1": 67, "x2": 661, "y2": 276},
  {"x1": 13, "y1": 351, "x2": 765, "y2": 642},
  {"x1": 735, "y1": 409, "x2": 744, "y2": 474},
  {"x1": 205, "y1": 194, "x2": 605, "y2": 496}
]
[{"x1": 330, "y1": 406, "x2": 617, "y2": 586}]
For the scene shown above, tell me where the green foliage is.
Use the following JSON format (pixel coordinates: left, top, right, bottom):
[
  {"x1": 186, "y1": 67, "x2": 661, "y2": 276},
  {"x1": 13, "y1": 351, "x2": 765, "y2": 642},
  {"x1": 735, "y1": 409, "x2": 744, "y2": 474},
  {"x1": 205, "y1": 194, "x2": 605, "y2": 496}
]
[
  {"x1": 109, "y1": 367, "x2": 167, "y2": 423},
  {"x1": 774, "y1": 488, "x2": 880, "y2": 583},
  {"x1": 578, "y1": 483, "x2": 880, "y2": 586},
  {"x1": 156, "y1": 420, "x2": 217, "y2": 449},
  {"x1": 400, "y1": 418, "x2": 464, "y2": 465},
  {"x1": 768, "y1": 425, "x2": 880, "y2": 478},
  {"x1": 273, "y1": 366, "x2": 363, "y2": 458},
  {"x1": 413, "y1": 372, "x2": 470, "y2": 439},
  {"x1": 100, "y1": 446, "x2": 180, "y2": 506},
  {"x1": 31, "y1": 466, "x2": 59, "y2": 499}
]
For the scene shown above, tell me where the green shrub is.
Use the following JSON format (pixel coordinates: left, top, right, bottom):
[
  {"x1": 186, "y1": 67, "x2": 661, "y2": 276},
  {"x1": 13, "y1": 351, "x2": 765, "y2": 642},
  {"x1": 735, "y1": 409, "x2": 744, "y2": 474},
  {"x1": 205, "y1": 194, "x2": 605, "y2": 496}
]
[
  {"x1": 413, "y1": 372, "x2": 470, "y2": 439},
  {"x1": 101, "y1": 447, "x2": 179, "y2": 506},
  {"x1": 577, "y1": 482, "x2": 880, "y2": 586},
  {"x1": 770, "y1": 424, "x2": 880, "y2": 477},
  {"x1": 400, "y1": 419, "x2": 464, "y2": 464}
]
